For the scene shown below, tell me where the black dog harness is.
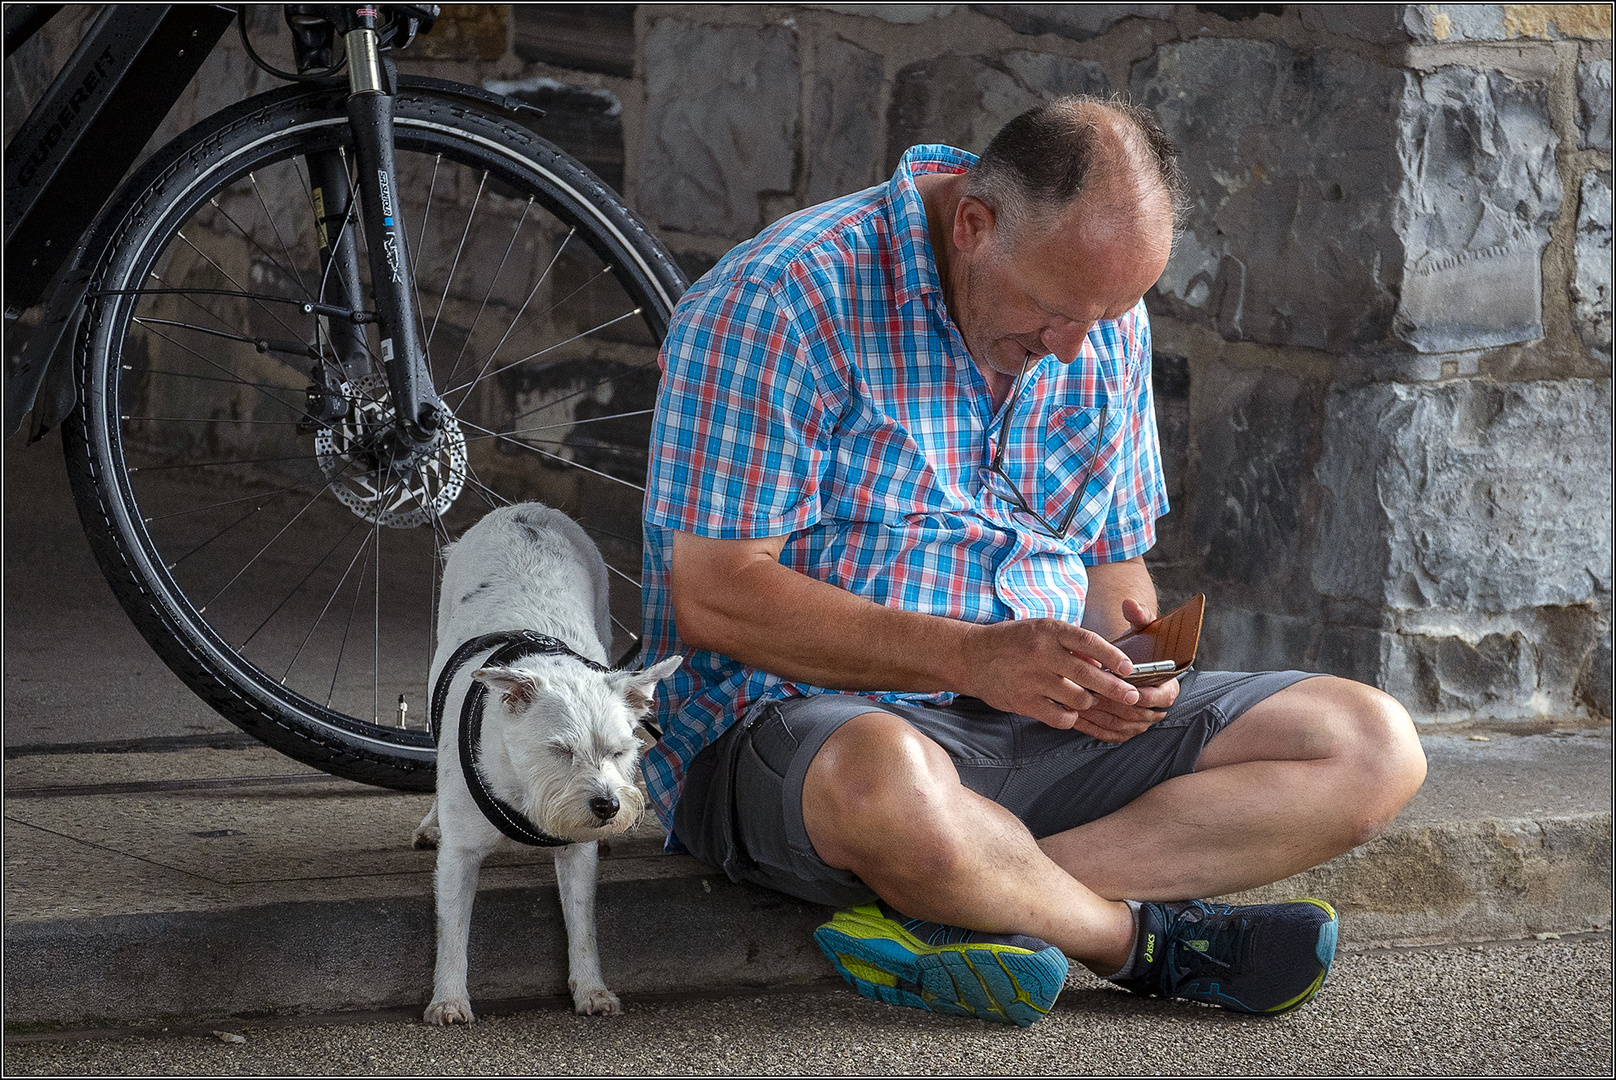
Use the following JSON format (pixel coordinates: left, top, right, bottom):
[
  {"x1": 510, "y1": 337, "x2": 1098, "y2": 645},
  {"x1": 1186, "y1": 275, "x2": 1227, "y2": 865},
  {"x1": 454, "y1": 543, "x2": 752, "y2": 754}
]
[{"x1": 429, "y1": 630, "x2": 612, "y2": 848}]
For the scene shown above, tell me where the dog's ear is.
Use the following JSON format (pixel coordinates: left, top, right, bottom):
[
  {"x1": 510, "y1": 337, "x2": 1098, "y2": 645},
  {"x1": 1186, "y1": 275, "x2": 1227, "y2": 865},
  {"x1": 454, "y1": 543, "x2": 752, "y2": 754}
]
[
  {"x1": 471, "y1": 666, "x2": 544, "y2": 708},
  {"x1": 610, "y1": 654, "x2": 684, "y2": 717}
]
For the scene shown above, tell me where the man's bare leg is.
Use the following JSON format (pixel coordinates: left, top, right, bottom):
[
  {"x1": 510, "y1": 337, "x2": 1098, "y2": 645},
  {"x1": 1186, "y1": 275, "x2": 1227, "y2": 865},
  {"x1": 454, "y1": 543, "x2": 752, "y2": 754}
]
[
  {"x1": 802, "y1": 711, "x2": 1136, "y2": 975},
  {"x1": 1036, "y1": 676, "x2": 1426, "y2": 900}
]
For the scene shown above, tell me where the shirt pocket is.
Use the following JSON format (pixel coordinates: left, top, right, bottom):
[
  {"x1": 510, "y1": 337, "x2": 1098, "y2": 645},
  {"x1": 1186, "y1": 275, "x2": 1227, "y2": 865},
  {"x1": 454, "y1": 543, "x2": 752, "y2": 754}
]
[{"x1": 1040, "y1": 405, "x2": 1122, "y2": 543}]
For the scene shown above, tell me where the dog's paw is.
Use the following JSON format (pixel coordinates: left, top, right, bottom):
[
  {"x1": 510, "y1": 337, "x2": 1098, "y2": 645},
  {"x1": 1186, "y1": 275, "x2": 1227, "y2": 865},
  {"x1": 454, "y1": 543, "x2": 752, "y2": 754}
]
[
  {"x1": 572, "y1": 986, "x2": 621, "y2": 1016},
  {"x1": 423, "y1": 997, "x2": 475, "y2": 1025},
  {"x1": 412, "y1": 825, "x2": 441, "y2": 850}
]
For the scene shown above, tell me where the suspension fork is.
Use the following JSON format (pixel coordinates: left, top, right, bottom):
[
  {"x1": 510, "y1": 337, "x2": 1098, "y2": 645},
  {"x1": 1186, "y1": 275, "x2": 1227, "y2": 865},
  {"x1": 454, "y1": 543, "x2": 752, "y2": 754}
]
[{"x1": 340, "y1": 7, "x2": 440, "y2": 447}]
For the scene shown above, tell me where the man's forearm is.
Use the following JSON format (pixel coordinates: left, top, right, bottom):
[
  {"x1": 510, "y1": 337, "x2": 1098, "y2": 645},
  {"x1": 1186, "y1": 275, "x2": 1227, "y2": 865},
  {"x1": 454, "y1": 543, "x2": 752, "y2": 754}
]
[
  {"x1": 673, "y1": 546, "x2": 974, "y2": 694},
  {"x1": 1081, "y1": 556, "x2": 1159, "y2": 640}
]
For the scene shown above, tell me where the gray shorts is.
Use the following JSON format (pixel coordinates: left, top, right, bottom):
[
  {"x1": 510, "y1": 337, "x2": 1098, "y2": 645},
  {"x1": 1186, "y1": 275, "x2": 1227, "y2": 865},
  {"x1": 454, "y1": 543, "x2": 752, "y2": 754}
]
[{"x1": 671, "y1": 668, "x2": 1319, "y2": 908}]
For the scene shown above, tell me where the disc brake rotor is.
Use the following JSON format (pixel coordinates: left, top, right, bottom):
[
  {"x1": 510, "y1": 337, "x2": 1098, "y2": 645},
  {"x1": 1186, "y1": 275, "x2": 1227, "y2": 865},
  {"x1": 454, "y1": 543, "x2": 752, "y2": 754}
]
[{"x1": 315, "y1": 372, "x2": 467, "y2": 528}]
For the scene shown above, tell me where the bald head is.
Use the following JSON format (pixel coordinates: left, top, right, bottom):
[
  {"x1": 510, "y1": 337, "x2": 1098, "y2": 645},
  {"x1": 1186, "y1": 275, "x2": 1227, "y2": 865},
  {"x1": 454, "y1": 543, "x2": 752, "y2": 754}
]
[{"x1": 964, "y1": 96, "x2": 1184, "y2": 246}]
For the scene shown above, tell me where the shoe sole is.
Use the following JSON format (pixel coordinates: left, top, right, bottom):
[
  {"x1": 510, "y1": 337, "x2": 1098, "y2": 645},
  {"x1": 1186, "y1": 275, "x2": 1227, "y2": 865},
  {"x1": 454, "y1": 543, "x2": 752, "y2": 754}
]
[{"x1": 813, "y1": 906, "x2": 1068, "y2": 1027}]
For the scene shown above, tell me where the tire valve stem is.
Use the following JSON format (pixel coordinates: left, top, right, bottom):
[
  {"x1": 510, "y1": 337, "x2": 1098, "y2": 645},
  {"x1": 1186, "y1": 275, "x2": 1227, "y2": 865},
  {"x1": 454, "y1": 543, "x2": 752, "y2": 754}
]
[{"x1": 397, "y1": 693, "x2": 409, "y2": 728}]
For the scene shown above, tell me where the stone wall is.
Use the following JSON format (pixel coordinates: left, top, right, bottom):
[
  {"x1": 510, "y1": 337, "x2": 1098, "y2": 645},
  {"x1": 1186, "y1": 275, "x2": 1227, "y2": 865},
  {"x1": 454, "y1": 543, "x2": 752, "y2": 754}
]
[{"x1": 6, "y1": 4, "x2": 1611, "y2": 725}]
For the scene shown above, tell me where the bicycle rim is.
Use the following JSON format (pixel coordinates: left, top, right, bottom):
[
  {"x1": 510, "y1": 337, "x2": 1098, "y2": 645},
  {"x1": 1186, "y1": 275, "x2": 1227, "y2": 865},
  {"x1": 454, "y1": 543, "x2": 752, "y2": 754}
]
[{"x1": 72, "y1": 91, "x2": 680, "y2": 785}]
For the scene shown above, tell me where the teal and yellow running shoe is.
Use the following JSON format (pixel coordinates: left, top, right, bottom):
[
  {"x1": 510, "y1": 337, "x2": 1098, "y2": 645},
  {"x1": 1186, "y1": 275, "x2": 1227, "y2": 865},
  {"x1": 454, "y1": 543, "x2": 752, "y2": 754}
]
[
  {"x1": 1112, "y1": 897, "x2": 1339, "y2": 1014},
  {"x1": 813, "y1": 903, "x2": 1069, "y2": 1027}
]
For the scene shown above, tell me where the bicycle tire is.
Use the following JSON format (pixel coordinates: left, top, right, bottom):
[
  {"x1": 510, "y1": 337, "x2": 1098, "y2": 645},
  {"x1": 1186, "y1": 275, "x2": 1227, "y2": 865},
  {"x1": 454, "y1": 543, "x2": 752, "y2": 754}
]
[{"x1": 62, "y1": 82, "x2": 685, "y2": 790}]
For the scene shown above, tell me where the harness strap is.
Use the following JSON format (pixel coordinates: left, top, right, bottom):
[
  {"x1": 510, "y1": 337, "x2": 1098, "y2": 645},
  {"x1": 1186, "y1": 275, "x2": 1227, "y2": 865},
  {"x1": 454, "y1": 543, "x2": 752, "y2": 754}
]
[{"x1": 430, "y1": 630, "x2": 611, "y2": 848}]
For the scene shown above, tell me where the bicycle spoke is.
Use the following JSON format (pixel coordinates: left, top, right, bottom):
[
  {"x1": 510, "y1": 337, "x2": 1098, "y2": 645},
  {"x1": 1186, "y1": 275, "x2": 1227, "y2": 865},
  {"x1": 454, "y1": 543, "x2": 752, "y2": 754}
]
[
  {"x1": 132, "y1": 315, "x2": 317, "y2": 360},
  {"x1": 239, "y1": 519, "x2": 365, "y2": 650},
  {"x1": 177, "y1": 231, "x2": 307, "y2": 343},
  {"x1": 328, "y1": 537, "x2": 375, "y2": 708},
  {"x1": 136, "y1": 319, "x2": 325, "y2": 429},
  {"x1": 413, "y1": 154, "x2": 441, "y2": 283},
  {"x1": 165, "y1": 502, "x2": 267, "y2": 571},
  {"x1": 251, "y1": 169, "x2": 312, "y2": 298},
  {"x1": 208, "y1": 192, "x2": 312, "y2": 302},
  {"x1": 453, "y1": 229, "x2": 574, "y2": 407},
  {"x1": 504, "y1": 363, "x2": 659, "y2": 428},
  {"x1": 441, "y1": 195, "x2": 533, "y2": 390},
  {"x1": 601, "y1": 559, "x2": 641, "y2": 590},
  {"x1": 125, "y1": 415, "x2": 314, "y2": 426},
  {"x1": 459, "y1": 409, "x2": 652, "y2": 440},
  {"x1": 282, "y1": 525, "x2": 375, "y2": 683},
  {"x1": 456, "y1": 418, "x2": 646, "y2": 493},
  {"x1": 445, "y1": 308, "x2": 641, "y2": 398},
  {"x1": 130, "y1": 450, "x2": 327, "y2": 474},
  {"x1": 426, "y1": 169, "x2": 487, "y2": 351},
  {"x1": 198, "y1": 483, "x2": 333, "y2": 613},
  {"x1": 141, "y1": 476, "x2": 336, "y2": 523}
]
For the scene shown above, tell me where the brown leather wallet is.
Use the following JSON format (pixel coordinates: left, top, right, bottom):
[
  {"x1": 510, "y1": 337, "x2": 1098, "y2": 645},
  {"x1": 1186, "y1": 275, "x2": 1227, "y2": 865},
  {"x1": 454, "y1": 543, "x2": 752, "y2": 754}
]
[{"x1": 1109, "y1": 593, "x2": 1204, "y2": 687}]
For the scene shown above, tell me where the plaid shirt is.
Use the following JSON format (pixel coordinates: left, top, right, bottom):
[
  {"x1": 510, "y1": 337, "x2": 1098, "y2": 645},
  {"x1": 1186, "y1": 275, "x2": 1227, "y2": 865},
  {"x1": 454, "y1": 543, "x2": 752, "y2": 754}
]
[{"x1": 641, "y1": 144, "x2": 1169, "y2": 844}]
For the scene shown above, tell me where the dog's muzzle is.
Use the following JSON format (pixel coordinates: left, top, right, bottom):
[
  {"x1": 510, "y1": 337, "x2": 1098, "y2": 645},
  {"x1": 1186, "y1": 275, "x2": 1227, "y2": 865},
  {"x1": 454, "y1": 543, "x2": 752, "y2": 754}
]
[
  {"x1": 589, "y1": 794, "x2": 620, "y2": 822},
  {"x1": 431, "y1": 630, "x2": 616, "y2": 848}
]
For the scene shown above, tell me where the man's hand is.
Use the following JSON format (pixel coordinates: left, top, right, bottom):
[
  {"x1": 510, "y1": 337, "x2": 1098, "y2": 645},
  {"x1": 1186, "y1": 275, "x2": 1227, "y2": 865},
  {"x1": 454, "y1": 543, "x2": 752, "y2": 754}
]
[
  {"x1": 957, "y1": 618, "x2": 1147, "y2": 736},
  {"x1": 1068, "y1": 596, "x2": 1181, "y2": 742}
]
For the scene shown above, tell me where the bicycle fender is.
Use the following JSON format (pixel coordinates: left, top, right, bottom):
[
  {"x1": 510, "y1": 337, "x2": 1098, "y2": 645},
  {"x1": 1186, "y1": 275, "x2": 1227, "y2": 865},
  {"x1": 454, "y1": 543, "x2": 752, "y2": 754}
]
[
  {"x1": 396, "y1": 74, "x2": 545, "y2": 126},
  {"x1": 4, "y1": 257, "x2": 88, "y2": 440}
]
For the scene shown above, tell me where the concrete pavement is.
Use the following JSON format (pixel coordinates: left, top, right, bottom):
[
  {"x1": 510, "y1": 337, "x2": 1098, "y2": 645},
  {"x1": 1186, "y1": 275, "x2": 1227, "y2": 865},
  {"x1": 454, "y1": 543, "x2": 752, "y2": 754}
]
[
  {"x1": 4, "y1": 428, "x2": 1613, "y2": 1038},
  {"x1": 4, "y1": 936, "x2": 1612, "y2": 1075}
]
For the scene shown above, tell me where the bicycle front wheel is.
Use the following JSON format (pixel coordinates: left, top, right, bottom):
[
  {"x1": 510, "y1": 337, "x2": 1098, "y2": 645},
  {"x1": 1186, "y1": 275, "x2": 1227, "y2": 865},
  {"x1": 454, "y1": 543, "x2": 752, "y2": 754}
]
[{"x1": 63, "y1": 83, "x2": 684, "y2": 789}]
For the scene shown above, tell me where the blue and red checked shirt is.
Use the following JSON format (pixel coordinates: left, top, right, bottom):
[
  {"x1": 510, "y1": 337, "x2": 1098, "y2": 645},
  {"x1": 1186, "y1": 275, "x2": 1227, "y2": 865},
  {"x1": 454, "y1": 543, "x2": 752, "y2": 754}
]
[{"x1": 640, "y1": 144, "x2": 1170, "y2": 845}]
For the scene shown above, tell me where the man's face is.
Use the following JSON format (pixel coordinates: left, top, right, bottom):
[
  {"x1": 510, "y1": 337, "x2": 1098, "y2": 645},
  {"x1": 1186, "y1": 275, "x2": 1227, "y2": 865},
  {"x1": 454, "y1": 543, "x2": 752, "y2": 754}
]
[{"x1": 949, "y1": 191, "x2": 1173, "y2": 379}]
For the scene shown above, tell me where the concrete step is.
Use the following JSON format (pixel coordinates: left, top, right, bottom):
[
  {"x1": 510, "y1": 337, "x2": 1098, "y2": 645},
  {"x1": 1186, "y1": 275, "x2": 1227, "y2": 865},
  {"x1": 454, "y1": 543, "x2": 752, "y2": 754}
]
[{"x1": 2, "y1": 728, "x2": 1610, "y2": 1029}]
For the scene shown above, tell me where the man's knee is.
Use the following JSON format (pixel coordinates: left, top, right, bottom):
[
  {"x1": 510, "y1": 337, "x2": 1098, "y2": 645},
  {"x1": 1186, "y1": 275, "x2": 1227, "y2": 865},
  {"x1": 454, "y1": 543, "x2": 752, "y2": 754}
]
[
  {"x1": 802, "y1": 711, "x2": 969, "y2": 878},
  {"x1": 1316, "y1": 678, "x2": 1426, "y2": 844}
]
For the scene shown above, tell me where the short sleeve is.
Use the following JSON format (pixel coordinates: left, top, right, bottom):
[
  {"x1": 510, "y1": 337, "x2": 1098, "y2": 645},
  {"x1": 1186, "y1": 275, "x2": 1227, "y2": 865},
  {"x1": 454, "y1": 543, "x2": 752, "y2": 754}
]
[
  {"x1": 1083, "y1": 304, "x2": 1170, "y2": 565},
  {"x1": 645, "y1": 278, "x2": 827, "y2": 540}
]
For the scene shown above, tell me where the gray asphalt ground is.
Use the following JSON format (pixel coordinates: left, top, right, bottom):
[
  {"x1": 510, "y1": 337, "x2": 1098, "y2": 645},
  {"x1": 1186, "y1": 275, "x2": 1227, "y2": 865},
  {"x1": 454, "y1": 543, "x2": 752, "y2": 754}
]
[{"x1": 5, "y1": 935, "x2": 1611, "y2": 1075}]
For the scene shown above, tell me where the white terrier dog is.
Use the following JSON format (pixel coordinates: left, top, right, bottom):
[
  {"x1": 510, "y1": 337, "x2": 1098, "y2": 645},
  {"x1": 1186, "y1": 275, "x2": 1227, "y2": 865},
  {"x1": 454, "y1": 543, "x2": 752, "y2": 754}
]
[{"x1": 415, "y1": 503, "x2": 680, "y2": 1024}]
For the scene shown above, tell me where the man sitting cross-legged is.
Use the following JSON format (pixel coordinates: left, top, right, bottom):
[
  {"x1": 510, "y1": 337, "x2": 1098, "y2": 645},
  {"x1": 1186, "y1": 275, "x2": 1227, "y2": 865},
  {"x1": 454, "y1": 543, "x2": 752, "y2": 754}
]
[{"x1": 637, "y1": 96, "x2": 1427, "y2": 1025}]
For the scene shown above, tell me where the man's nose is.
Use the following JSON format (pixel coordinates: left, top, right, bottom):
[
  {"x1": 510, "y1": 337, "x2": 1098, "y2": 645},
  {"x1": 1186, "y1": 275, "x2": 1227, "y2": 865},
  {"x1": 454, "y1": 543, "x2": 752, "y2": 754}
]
[{"x1": 1042, "y1": 322, "x2": 1092, "y2": 364}]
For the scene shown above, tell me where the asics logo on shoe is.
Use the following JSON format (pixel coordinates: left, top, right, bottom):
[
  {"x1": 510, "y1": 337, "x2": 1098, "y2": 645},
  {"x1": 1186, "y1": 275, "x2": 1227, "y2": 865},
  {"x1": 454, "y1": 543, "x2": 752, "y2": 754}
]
[{"x1": 1143, "y1": 933, "x2": 1156, "y2": 963}]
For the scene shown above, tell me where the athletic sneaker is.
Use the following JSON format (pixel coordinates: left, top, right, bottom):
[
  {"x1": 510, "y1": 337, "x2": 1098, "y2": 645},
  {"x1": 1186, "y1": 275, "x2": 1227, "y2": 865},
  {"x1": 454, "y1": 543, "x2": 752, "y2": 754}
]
[
  {"x1": 814, "y1": 903, "x2": 1069, "y2": 1027},
  {"x1": 1112, "y1": 898, "x2": 1339, "y2": 1014}
]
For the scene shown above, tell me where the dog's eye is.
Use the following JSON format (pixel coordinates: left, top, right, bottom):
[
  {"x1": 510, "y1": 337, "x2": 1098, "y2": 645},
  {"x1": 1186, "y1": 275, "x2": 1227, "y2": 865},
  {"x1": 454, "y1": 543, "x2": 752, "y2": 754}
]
[
  {"x1": 548, "y1": 746, "x2": 574, "y2": 761},
  {"x1": 612, "y1": 748, "x2": 633, "y2": 761}
]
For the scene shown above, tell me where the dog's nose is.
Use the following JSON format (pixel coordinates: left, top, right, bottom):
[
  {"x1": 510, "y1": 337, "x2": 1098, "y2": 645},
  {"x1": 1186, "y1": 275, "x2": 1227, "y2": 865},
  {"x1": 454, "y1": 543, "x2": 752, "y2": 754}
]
[{"x1": 589, "y1": 794, "x2": 619, "y2": 821}]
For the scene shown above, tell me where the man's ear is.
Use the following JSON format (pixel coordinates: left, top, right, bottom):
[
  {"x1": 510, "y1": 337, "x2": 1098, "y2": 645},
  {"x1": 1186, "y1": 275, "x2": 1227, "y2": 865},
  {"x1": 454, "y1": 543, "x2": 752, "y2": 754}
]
[
  {"x1": 471, "y1": 666, "x2": 544, "y2": 708},
  {"x1": 610, "y1": 655, "x2": 684, "y2": 717},
  {"x1": 953, "y1": 194, "x2": 998, "y2": 256}
]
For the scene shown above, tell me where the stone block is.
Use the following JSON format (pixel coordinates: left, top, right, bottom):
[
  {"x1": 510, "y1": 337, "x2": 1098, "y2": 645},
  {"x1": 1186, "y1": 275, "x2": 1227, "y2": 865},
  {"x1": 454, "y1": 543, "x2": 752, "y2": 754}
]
[
  {"x1": 969, "y1": 4, "x2": 1174, "y2": 41},
  {"x1": 1200, "y1": 608, "x2": 1315, "y2": 675},
  {"x1": 1191, "y1": 364, "x2": 1318, "y2": 588},
  {"x1": 1299, "y1": 5, "x2": 1425, "y2": 44},
  {"x1": 486, "y1": 77, "x2": 625, "y2": 192},
  {"x1": 1573, "y1": 171, "x2": 1613, "y2": 353},
  {"x1": 886, "y1": 52, "x2": 1107, "y2": 168},
  {"x1": 1138, "y1": 44, "x2": 1559, "y2": 354},
  {"x1": 1398, "y1": 4, "x2": 1612, "y2": 42},
  {"x1": 1314, "y1": 380, "x2": 1614, "y2": 613},
  {"x1": 1578, "y1": 628, "x2": 1613, "y2": 720},
  {"x1": 407, "y1": 4, "x2": 510, "y2": 61},
  {"x1": 512, "y1": 4, "x2": 636, "y2": 77},
  {"x1": 807, "y1": 4, "x2": 958, "y2": 23},
  {"x1": 1418, "y1": 632, "x2": 1540, "y2": 714},
  {"x1": 1135, "y1": 41, "x2": 1409, "y2": 352},
  {"x1": 639, "y1": 20, "x2": 799, "y2": 238},
  {"x1": 805, "y1": 38, "x2": 886, "y2": 204},
  {"x1": 1579, "y1": 60, "x2": 1613, "y2": 152},
  {"x1": 1393, "y1": 68, "x2": 1561, "y2": 352}
]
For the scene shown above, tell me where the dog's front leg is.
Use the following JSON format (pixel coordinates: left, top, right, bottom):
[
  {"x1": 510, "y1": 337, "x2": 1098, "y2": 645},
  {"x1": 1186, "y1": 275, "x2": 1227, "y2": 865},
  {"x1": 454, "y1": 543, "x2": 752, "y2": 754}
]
[
  {"x1": 424, "y1": 843, "x2": 483, "y2": 1025},
  {"x1": 555, "y1": 840, "x2": 620, "y2": 1015}
]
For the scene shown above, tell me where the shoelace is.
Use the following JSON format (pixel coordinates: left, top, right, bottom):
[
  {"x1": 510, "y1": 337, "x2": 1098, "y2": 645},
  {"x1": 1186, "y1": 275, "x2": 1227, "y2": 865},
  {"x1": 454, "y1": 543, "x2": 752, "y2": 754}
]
[{"x1": 1162, "y1": 904, "x2": 1248, "y2": 987}]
